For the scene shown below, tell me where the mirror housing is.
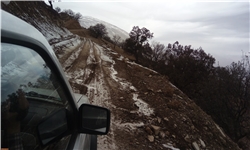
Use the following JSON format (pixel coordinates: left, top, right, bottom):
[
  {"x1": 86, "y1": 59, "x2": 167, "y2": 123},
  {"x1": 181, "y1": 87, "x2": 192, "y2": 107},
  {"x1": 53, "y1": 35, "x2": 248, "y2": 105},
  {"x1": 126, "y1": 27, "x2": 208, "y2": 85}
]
[
  {"x1": 37, "y1": 108, "x2": 69, "y2": 146},
  {"x1": 79, "y1": 104, "x2": 110, "y2": 135}
]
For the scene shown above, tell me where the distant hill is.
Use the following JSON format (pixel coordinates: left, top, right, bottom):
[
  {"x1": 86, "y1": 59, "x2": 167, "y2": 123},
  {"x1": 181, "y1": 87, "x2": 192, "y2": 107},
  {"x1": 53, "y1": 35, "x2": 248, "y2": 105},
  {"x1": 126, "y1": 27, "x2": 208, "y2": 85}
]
[{"x1": 79, "y1": 16, "x2": 129, "y2": 41}]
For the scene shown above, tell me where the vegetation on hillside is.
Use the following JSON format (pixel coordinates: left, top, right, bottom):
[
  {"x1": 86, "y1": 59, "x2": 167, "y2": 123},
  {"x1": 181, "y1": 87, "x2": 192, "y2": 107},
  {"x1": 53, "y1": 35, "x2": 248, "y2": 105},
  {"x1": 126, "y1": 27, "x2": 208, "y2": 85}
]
[
  {"x1": 88, "y1": 23, "x2": 108, "y2": 38},
  {"x1": 123, "y1": 26, "x2": 153, "y2": 62},
  {"x1": 122, "y1": 26, "x2": 250, "y2": 148},
  {"x1": 59, "y1": 8, "x2": 83, "y2": 21}
]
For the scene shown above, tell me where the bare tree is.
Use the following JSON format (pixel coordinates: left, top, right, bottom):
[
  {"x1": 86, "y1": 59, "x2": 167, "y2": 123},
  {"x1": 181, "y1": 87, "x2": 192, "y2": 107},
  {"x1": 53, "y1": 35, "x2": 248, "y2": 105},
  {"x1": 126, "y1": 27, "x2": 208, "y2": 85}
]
[
  {"x1": 89, "y1": 23, "x2": 108, "y2": 38},
  {"x1": 55, "y1": 7, "x2": 61, "y2": 13},
  {"x1": 73, "y1": 12, "x2": 83, "y2": 21},
  {"x1": 63, "y1": 9, "x2": 75, "y2": 17},
  {"x1": 151, "y1": 41, "x2": 165, "y2": 62},
  {"x1": 112, "y1": 35, "x2": 121, "y2": 49},
  {"x1": 124, "y1": 26, "x2": 153, "y2": 62}
]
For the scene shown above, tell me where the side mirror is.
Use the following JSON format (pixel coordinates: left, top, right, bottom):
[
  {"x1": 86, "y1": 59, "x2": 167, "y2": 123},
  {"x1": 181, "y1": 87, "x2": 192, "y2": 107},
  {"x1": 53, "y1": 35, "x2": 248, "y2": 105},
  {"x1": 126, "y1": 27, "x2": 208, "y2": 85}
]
[
  {"x1": 79, "y1": 104, "x2": 110, "y2": 135},
  {"x1": 37, "y1": 108, "x2": 69, "y2": 146}
]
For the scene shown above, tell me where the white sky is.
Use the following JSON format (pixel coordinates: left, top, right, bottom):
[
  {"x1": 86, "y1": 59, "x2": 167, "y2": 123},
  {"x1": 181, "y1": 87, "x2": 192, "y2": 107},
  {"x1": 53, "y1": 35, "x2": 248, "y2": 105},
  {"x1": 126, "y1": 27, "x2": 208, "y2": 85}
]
[{"x1": 52, "y1": 1, "x2": 249, "y2": 66}]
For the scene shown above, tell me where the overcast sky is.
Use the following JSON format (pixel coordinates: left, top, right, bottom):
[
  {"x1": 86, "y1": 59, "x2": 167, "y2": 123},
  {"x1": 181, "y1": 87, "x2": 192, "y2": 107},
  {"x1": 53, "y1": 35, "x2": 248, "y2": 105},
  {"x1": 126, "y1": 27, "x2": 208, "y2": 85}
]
[{"x1": 52, "y1": 1, "x2": 249, "y2": 66}]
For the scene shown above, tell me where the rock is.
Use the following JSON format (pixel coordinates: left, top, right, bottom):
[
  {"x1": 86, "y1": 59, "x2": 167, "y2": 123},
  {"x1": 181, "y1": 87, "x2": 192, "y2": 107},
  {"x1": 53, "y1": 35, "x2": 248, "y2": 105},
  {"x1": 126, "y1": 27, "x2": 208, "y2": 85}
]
[
  {"x1": 148, "y1": 135, "x2": 154, "y2": 142},
  {"x1": 184, "y1": 135, "x2": 191, "y2": 143},
  {"x1": 151, "y1": 125, "x2": 161, "y2": 135},
  {"x1": 182, "y1": 117, "x2": 187, "y2": 122},
  {"x1": 191, "y1": 125, "x2": 195, "y2": 130},
  {"x1": 199, "y1": 139, "x2": 206, "y2": 148},
  {"x1": 119, "y1": 97, "x2": 124, "y2": 99},
  {"x1": 149, "y1": 75, "x2": 152, "y2": 77},
  {"x1": 165, "y1": 131, "x2": 170, "y2": 136},
  {"x1": 192, "y1": 142, "x2": 200, "y2": 150},
  {"x1": 164, "y1": 117, "x2": 169, "y2": 122},
  {"x1": 238, "y1": 136, "x2": 250, "y2": 150},
  {"x1": 144, "y1": 92, "x2": 148, "y2": 95},
  {"x1": 130, "y1": 86, "x2": 136, "y2": 92},
  {"x1": 159, "y1": 131, "x2": 166, "y2": 138},
  {"x1": 157, "y1": 117, "x2": 162, "y2": 123},
  {"x1": 172, "y1": 135, "x2": 176, "y2": 138},
  {"x1": 148, "y1": 88, "x2": 154, "y2": 92},
  {"x1": 157, "y1": 89, "x2": 162, "y2": 93},
  {"x1": 145, "y1": 126, "x2": 153, "y2": 135},
  {"x1": 174, "y1": 124, "x2": 177, "y2": 128}
]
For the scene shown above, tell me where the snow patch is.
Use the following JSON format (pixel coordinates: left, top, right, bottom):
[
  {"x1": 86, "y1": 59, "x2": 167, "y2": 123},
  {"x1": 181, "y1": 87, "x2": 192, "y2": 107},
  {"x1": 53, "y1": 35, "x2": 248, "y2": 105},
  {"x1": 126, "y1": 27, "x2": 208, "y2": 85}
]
[
  {"x1": 63, "y1": 42, "x2": 84, "y2": 69},
  {"x1": 101, "y1": 54, "x2": 113, "y2": 63},
  {"x1": 133, "y1": 94, "x2": 154, "y2": 116},
  {"x1": 215, "y1": 123, "x2": 226, "y2": 137},
  {"x1": 117, "y1": 122, "x2": 144, "y2": 130},
  {"x1": 163, "y1": 143, "x2": 180, "y2": 150},
  {"x1": 99, "y1": 47, "x2": 154, "y2": 116},
  {"x1": 117, "y1": 55, "x2": 124, "y2": 61},
  {"x1": 110, "y1": 63, "x2": 119, "y2": 83},
  {"x1": 127, "y1": 61, "x2": 158, "y2": 74}
]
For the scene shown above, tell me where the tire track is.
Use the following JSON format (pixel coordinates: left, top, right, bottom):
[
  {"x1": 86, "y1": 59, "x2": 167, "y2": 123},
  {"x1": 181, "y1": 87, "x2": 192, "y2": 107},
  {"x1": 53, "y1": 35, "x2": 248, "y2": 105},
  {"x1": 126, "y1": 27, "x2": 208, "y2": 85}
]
[
  {"x1": 59, "y1": 38, "x2": 85, "y2": 67},
  {"x1": 66, "y1": 39, "x2": 91, "y2": 73},
  {"x1": 84, "y1": 42, "x2": 117, "y2": 150}
]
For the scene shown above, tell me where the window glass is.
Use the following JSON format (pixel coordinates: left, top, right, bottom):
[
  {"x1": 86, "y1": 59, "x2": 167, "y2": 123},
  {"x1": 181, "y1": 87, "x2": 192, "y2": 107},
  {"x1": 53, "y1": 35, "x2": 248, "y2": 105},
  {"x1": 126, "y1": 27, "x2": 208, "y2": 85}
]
[{"x1": 1, "y1": 43, "x2": 70, "y2": 150}]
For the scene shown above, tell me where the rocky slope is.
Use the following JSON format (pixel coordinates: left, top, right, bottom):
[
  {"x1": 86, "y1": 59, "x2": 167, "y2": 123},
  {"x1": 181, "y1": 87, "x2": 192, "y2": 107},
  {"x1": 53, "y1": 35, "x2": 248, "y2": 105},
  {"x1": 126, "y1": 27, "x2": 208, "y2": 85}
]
[{"x1": 1, "y1": 1, "x2": 241, "y2": 150}]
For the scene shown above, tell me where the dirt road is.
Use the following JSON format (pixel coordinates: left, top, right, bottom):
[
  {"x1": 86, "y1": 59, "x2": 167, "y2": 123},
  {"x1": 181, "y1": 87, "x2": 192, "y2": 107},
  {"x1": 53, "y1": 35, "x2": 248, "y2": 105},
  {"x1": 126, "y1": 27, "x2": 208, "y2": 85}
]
[
  {"x1": 57, "y1": 33, "x2": 240, "y2": 150},
  {"x1": 58, "y1": 32, "x2": 164, "y2": 149}
]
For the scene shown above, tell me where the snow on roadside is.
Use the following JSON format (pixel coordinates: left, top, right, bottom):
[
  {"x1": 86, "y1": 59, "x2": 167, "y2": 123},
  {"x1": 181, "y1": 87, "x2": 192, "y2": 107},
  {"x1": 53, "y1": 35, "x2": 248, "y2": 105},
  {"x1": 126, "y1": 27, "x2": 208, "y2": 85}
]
[
  {"x1": 215, "y1": 123, "x2": 226, "y2": 137},
  {"x1": 86, "y1": 42, "x2": 110, "y2": 107},
  {"x1": 116, "y1": 121, "x2": 144, "y2": 131},
  {"x1": 53, "y1": 36, "x2": 81, "y2": 50},
  {"x1": 127, "y1": 61, "x2": 158, "y2": 74},
  {"x1": 117, "y1": 55, "x2": 124, "y2": 61},
  {"x1": 53, "y1": 36, "x2": 82, "y2": 58},
  {"x1": 133, "y1": 94, "x2": 154, "y2": 116},
  {"x1": 62, "y1": 39, "x2": 84, "y2": 69},
  {"x1": 95, "y1": 43, "x2": 154, "y2": 117},
  {"x1": 163, "y1": 143, "x2": 180, "y2": 150}
]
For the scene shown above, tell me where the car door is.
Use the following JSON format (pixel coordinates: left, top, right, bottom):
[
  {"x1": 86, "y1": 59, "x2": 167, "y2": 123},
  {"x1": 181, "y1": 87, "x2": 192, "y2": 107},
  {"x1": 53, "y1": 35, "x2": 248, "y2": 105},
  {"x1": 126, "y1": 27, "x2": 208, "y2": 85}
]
[
  {"x1": 0, "y1": 9, "x2": 109, "y2": 150},
  {"x1": 1, "y1": 40, "x2": 89, "y2": 150}
]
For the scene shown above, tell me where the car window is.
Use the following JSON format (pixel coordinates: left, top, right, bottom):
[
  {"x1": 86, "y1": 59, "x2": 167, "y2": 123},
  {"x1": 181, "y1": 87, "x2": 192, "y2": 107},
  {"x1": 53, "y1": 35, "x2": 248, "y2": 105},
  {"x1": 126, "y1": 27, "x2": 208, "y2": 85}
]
[{"x1": 1, "y1": 43, "x2": 71, "y2": 150}]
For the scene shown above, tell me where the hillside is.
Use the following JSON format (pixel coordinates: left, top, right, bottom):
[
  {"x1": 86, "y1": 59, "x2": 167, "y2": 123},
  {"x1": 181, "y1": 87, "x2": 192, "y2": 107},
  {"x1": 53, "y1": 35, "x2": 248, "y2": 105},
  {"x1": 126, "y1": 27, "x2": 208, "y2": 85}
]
[
  {"x1": 1, "y1": 1, "x2": 83, "y2": 58},
  {"x1": 1, "y1": 1, "x2": 241, "y2": 150}
]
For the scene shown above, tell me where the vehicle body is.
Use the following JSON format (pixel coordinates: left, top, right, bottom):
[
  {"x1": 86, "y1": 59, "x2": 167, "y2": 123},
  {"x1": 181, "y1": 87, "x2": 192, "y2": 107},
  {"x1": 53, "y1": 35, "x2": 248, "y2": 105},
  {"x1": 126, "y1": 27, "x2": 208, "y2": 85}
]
[{"x1": 1, "y1": 10, "x2": 110, "y2": 150}]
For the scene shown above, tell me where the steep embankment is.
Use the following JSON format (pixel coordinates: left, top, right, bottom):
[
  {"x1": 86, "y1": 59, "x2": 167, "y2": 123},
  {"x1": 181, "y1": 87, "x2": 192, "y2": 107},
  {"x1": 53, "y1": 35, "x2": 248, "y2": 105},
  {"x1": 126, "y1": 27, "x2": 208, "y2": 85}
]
[
  {"x1": 1, "y1": 1, "x2": 241, "y2": 150},
  {"x1": 1, "y1": 1, "x2": 82, "y2": 57}
]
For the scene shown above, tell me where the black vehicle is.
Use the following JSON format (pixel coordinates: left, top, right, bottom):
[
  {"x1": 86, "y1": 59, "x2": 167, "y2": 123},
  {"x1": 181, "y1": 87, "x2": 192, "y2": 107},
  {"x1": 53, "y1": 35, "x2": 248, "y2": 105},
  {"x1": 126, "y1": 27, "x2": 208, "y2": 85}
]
[{"x1": 1, "y1": 10, "x2": 110, "y2": 150}]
